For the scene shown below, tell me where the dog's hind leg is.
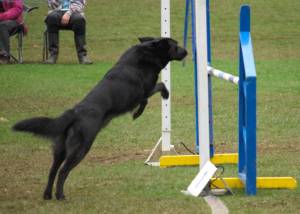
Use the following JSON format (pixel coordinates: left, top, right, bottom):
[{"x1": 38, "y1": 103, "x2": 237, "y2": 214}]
[
  {"x1": 43, "y1": 136, "x2": 66, "y2": 200},
  {"x1": 55, "y1": 149, "x2": 87, "y2": 200},
  {"x1": 55, "y1": 123, "x2": 95, "y2": 200}
]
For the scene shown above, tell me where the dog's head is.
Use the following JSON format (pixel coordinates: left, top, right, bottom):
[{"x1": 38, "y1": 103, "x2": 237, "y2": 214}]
[{"x1": 138, "y1": 37, "x2": 188, "y2": 61}]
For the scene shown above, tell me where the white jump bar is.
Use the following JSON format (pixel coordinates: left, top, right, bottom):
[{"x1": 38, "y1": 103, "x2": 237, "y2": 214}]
[{"x1": 207, "y1": 66, "x2": 239, "y2": 84}]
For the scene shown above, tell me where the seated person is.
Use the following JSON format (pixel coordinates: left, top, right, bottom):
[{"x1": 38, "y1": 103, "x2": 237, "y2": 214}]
[
  {"x1": 0, "y1": 0, "x2": 23, "y2": 64},
  {"x1": 45, "y1": 0, "x2": 92, "y2": 64}
]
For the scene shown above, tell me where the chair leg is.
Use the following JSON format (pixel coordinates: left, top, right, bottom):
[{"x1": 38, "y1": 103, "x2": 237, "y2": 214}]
[
  {"x1": 9, "y1": 54, "x2": 19, "y2": 63},
  {"x1": 46, "y1": 32, "x2": 49, "y2": 60},
  {"x1": 18, "y1": 32, "x2": 23, "y2": 64},
  {"x1": 43, "y1": 30, "x2": 49, "y2": 61},
  {"x1": 7, "y1": 33, "x2": 19, "y2": 64}
]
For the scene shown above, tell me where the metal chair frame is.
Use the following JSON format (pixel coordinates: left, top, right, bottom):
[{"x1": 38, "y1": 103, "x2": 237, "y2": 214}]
[{"x1": 10, "y1": 5, "x2": 38, "y2": 63}]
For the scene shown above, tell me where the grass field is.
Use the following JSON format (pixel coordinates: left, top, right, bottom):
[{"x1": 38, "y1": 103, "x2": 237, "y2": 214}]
[{"x1": 1, "y1": 0, "x2": 300, "y2": 213}]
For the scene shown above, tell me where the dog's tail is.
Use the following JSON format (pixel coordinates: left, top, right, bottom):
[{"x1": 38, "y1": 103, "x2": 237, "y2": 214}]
[{"x1": 12, "y1": 109, "x2": 76, "y2": 138}]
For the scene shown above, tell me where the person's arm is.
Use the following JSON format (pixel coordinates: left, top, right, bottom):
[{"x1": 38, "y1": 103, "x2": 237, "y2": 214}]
[
  {"x1": 66, "y1": 0, "x2": 86, "y2": 16},
  {"x1": 0, "y1": 0, "x2": 23, "y2": 21},
  {"x1": 61, "y1": 0, "x2": 86, "y2": 25},
  {"x1": 47, "y1": 0, "x2": 60, "y2": 10}
]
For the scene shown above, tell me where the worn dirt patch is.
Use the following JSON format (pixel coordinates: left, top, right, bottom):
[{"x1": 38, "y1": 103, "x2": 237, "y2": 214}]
[{"x1": 86, "y1": 150, "x2": 148, "y2": 165}]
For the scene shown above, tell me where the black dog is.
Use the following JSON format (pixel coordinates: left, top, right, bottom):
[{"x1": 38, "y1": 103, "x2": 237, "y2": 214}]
[{"x1": 12, "y1": 37, "x2": 187, "y2": 200}]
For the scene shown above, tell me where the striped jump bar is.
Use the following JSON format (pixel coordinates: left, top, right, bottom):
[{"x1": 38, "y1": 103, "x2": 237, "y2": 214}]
[{"x1": 207, "y1": 66, "x2": 239, "y2": 84}]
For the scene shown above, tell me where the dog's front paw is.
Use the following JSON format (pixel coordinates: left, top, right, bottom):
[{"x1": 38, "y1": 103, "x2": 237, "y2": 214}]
[
  {"x1": 161, "y1": 89, "x2": 169, "y2": 99},
  {"x1": 132, "y1": 111, "x2": 141, "y2": 120}
]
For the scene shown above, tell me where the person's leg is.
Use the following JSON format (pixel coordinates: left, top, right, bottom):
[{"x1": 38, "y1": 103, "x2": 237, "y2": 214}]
[
  {"x1": 44, "y1": 11, "x2": 64, "y2": 64},
  {"x1": 69, "y1": 13, "x2": 92, "y2": 64},
  {"x1": 0, "y1": 20, "x2": 19, "y2": 64}
]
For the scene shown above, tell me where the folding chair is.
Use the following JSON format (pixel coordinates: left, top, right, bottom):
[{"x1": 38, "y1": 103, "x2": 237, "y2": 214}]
[{"x1": 10, "y1": 5, "x2": 38, "y2": 63}]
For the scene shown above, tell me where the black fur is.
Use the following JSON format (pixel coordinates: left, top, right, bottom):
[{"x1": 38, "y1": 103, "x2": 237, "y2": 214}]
[
  {"x1": 12, "y1": 37, "x2": 187, "y2": 200},
  {"x1": 13, "y1": 110, "x2": 75, "y2": 138}
]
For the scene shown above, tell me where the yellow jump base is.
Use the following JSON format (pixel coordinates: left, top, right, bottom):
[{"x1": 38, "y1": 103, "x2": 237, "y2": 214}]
[
  {"x1": 210, "y1": 177, "x2": 297, "y2": 189},
  {"x1": 159, "y1": 154, "x2": 297, "y2": 191},
  {"x1": 159, "y1": 153, "x2": 238, "y2": 168}
]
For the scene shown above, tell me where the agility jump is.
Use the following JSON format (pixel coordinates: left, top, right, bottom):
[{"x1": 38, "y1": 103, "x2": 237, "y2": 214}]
[{"x1": 145, "y1": 0, "x2": 297, "y2": 196}]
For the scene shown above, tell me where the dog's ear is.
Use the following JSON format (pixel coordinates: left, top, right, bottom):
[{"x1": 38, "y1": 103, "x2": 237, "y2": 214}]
[
  {"x1": 156, "y1": 38, "x2": 170, "y2": 49},
  {"x1": 138, "y1": 37, "x2": 155, "y2": 43}
]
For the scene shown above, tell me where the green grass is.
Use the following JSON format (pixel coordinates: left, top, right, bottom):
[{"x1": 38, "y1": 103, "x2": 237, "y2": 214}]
[
  {"x1": 1, "y1": 0, "x2": 300, "y2": 213},
  {"x1": 15, "y1": 0, "x2": 300, "y2": 62},
  {"x1": 1, "y1": 61, "x2": 299, "y2": 213}
]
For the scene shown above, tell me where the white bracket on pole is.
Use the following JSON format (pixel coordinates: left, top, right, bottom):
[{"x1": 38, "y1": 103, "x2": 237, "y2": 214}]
[{"x1": 185, "y1": 161, "x2": 217, "y2": 196}]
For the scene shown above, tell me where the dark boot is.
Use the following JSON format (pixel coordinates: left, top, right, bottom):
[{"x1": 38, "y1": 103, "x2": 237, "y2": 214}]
[
  {"x1": 75, "y1": 34, "x2": 92, "y2": 64},
  {"x1": 79, "y1": 55, "x2": 93, "y2": 65},
  {"x1": 44, "y1": 55, "x2": 58, "y2": 64},
  {"x1": 45, "y1": 32, "x2": 59, "y2": 64},
  {"x1": 0, "y1": 50, "x2": 9, "y2": 64}
]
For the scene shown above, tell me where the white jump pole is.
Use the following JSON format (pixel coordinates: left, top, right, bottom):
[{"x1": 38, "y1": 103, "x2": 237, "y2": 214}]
[
  {"x1": 195, "y1": 0, "x2": 210, "y2": 169},
  {"x1": 161, "y1": 0, "x2": 172, "y2": 152},
  {"x1": 144, "y1": 0, "x2": 172, "y2": 165},
  {"x1": 186, "y1": 0, "x2": 217, "y2": 197}
]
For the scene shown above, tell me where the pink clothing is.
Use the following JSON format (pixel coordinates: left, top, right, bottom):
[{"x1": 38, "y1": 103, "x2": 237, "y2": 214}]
[{"x1": 0, "y1": 0, "x2": 23, "y2": 24}]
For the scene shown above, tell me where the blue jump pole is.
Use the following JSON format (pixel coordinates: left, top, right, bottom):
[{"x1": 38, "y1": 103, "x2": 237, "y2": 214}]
[
  {"x1": 206, "y1": 0, "x2": 214, "y2": 157},
  {"x1": 182, "y1": 0, "x2": 199, "y2": 152},
  {"x1": 183, "y1": 0, "x2": 190, "y2": 56},
  {"x1": 238, "y1": 5, "x2": 257, "y2": 195}
]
